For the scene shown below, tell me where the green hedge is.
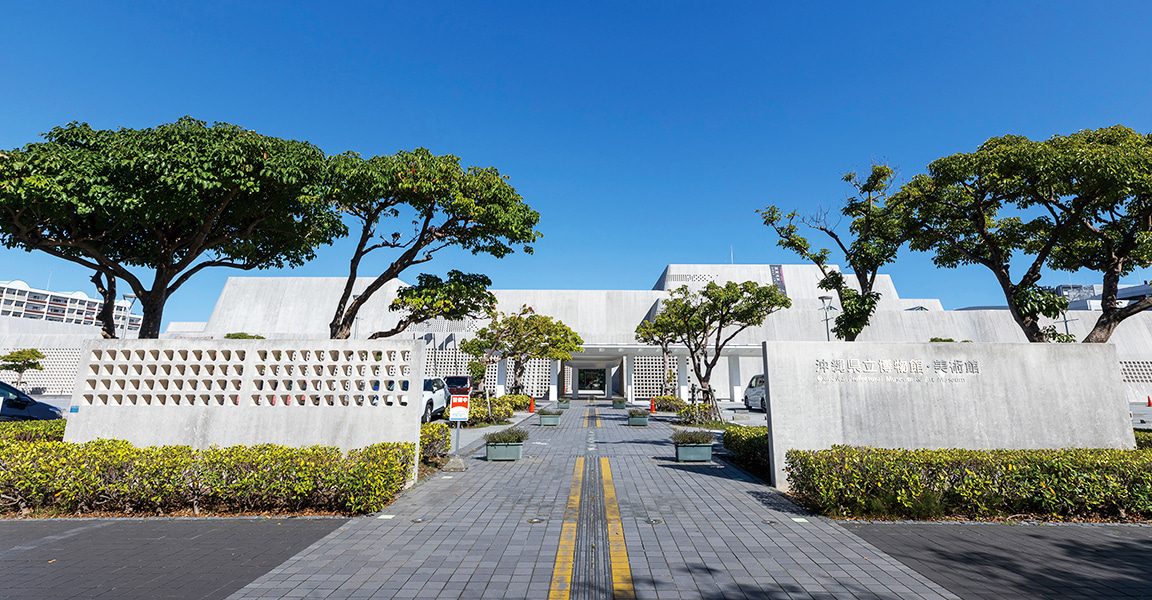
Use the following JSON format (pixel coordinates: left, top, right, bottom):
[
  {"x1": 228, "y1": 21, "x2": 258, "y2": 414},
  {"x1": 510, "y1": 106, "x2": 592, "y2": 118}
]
[
  {"x1": 495, "y1": 394, "x2": 532, "y2": 411},
  {"x1": 1135, "y1": 429, "x2": 1152, "y2": 449},
  {"x1": 0, "y1": 419, "x2": 66, "y2": 442},
  {"x1": 785, "y1": 445, "x2": 1152, "y2": 520},
  {"x1": 0, "y1": 439, "x2": 414, "y2": 516},
  {"x1": 651, "y1": 396, "x2": 687, "y2": 412},
  {"x1": 466, "y1": 398, "x2": 514, "y2": 426},
  {"x1": 723, "y1": 426, "x2": 772, "y2": 464},
  {"x1": 420, "y1": 422, "x2": 450, "y2": 460},
  {"x1": 677, "y1": 403, "x2": 712, "y2": 425}
]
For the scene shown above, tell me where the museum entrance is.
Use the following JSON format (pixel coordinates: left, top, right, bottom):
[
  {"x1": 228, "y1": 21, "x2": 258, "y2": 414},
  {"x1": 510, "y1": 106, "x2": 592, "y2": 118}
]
[{"x1": 578, "y1": 369, "x2": 605, "y2": 392}]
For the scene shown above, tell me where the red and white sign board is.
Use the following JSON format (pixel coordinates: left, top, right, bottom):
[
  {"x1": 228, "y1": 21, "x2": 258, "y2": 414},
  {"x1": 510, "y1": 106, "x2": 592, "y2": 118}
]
[{"x1": 449, "y1": 395, "x2": 470, "y2": 421}]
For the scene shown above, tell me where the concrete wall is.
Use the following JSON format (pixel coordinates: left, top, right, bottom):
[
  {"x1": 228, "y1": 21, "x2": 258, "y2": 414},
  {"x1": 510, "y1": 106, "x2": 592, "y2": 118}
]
[
  {"x1": 64, "y1": 340, "x2": 425, "y2": 478},
  {"x1": 760, "y1": 341, "x2": 1134, "y2": 491}
]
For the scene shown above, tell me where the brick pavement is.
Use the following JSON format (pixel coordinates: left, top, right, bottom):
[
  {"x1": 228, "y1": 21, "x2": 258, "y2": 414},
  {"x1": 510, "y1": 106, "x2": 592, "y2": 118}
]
[{"x1": 227, "y1": 399, "x2": 960, "y2": 600}]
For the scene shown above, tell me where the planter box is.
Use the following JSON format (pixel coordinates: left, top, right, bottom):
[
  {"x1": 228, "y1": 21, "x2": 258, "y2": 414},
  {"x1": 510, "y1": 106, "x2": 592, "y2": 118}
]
[
  {"x1": 628, "y1": 416, "x2": 649, "y2": 426},
  {"x1": 612, "y1": 400, "x2": 627, "y2": 409},
  {"x1": 486, "y1": 443, "x2": 524, "y2": 461},
  {"x1": 556, "y1": 401, "x2": 571, "y2": 409},
  {"x1": 675, "y1": 443, "x2": 712, "y2": 462},
  {"x1": 539, "y1": 414, "x2": 561, "y2": 426}
]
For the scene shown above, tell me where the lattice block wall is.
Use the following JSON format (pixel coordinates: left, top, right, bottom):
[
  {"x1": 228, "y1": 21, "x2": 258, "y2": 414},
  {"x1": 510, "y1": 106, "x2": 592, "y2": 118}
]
[
  {"x1": 63, "y1": 340, "x2": 424, "y2": 459},
  {"x1": 424, "y1": 348, "x2": 473, "y2": 379},
  {"x1": 0, "y1": 347, "x2": 81, "y2": 395},
  {"x1": 478, "y1": 357, "x2": 551, "y2": 397},
  {"x1": 632, "y1": 355, "x2": 671, "y2": 398}
]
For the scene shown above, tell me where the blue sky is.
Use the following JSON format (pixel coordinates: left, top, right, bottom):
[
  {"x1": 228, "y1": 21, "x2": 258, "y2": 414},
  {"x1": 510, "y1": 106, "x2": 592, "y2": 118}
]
[{"x1": 3, "y1": 1, "x2": 1152, "y2": 326}]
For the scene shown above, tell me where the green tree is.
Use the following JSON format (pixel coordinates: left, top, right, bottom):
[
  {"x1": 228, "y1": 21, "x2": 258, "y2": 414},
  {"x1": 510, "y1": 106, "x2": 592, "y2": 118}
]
[
  {"x1": 760, "y1": 164, "x2": 905, "y2": 341},
  {"x1": 374, "y1": 271, "x2": 496, "y2": 339},
  {"x1": 223, "y1": 332, "x2": 265, "y2": 339},
  {"x1": 1038, "y1": 126, "x2": 1152, "y2": 342},
  {"x1": 461, "y1": 306, "x2": 583, "y2": 397},
  {"x1": 0, "y1": 349, "x2": 45, "y2": 387},
  {"x1": 324, "y1": 149, "x2": 540, "y2": 339},
  {"x1": 893, "y1": 133, "x2": 1084, "y2": 342},
  {"x1": 0, "y1": 117, "x2": 345, "y2": 338},
  {"x1": 655, "y1": 282, "x2": 791, "y2": 419},
  {"x1": 634, "y1": 313, "x2": 677, "y2": 396}
]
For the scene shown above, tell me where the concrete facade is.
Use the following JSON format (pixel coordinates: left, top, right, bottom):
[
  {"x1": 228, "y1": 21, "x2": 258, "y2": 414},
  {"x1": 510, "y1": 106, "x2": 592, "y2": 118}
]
[
  {"x1": 760, "y1": 341, "x2": 1135, "y2": 490},
  {"x1": 64, "y1": 339, "x2": 424, "y2": 477}
]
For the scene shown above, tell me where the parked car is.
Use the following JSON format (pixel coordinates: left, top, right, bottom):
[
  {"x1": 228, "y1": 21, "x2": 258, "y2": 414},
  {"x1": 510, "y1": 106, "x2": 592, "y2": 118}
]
[
  {"x1": 742, "y1": 374, "x2": 766, "y2": 412},
  {"x1": 444, "y1": 375, "x2": 480, "y2": 398},
  {"x1": 422, "y1": 377, "x2": 449, "y2": 423},
  {"x1": 0, "y1": 381, "x2": 63, "y2": 421}
]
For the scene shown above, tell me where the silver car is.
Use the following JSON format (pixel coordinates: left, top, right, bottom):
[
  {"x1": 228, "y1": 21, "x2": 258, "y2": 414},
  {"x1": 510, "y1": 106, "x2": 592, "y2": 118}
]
[{"x1": 742, "y1": 374, "x2": 766, "y2": 412}]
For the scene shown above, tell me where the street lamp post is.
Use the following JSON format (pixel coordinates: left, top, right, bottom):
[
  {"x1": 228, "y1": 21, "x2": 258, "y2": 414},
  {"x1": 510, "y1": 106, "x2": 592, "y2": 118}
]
[
  {"x1": 120, "y1": 294, "x2": 137, "y2": 339},
  {"x1": 818, "y1": 295, "x2": 835, "y2": 341}
]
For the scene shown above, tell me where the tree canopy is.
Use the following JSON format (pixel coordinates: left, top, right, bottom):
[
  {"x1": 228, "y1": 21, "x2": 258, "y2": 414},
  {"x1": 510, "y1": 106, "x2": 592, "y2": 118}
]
[
  {"x1": 654, "y1": 282, "x2": 790, "y2": 416},
  {"x1": 0, "y1": 117, "x2": 345, "y2": 338},
  {"x1": 375, "y1": 270, "x2": 496, "y2": 339},
  {"x1": 760, "y1": 164, "x2": 905, "y2": 341},
  {"x1": 324, "y1": 148, "x2": 540, "y2": 339},
  {"x1": 460, "y1": 306, "x2": 583, "y2": 396},
  {"x1": 894, "y1": 125, "x2": 1152, "y2": 343}
]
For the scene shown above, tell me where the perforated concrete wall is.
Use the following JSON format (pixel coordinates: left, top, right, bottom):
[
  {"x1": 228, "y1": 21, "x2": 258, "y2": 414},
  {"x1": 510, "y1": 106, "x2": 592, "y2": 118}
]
[
  {"x1": 63, "y1": 340, "x2": 425, "y2": 465},
  {"x1": 0, "y1": 347, "x2": 82, "y2": 394},
  {"x1": 761, "y1": 341, "x2": 1134, "y2": 491}
]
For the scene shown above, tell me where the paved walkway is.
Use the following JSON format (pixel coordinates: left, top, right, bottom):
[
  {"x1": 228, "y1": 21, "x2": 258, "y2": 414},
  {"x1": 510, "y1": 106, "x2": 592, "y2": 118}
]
[{"x1": 227, "y1": 399, "x2": 958, "y2": 600}]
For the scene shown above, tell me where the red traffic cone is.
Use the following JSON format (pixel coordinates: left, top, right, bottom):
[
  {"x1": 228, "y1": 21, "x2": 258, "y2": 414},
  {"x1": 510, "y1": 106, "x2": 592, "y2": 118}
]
[
  {"x1": 650, "y1": 397, "x2": 656, "y2": 413},
  {"x1": 529, "y1": 397, "x2": 535, "y2": 413}
]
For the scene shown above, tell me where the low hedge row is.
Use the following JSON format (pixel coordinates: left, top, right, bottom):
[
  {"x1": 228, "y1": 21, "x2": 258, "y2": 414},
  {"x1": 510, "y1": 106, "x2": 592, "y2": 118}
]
[
  {"x1": 785, "y1": 445, "x2": 1152, "y2": 520},
  {"x1": 677, "y1": 403, "x2": 713, "y2": 424},
  {"x1": 420, "y1": 422, "x2": 450, "y2": 460},
  {"x1": 495, "y1": 394, "x2": 533, "y2": 411},
  {"x1": 467, "y1": 398, "x2": 514, "y2": 426},
  {"x1": 0, "y1": 419, "x2": 66, "y2": 442},
  {"x1": 1135, "y1": 428, "x2": 1152, "y2": 449},
  {"x1": 0, "y1": 439, "x2": 415, "y2": 516},
  {"x1": 651, "y1": 396, "x2": 687, "y2": 412},
  {"x1": 722, "y1": 426, "x2": 772, "y2": 464}
]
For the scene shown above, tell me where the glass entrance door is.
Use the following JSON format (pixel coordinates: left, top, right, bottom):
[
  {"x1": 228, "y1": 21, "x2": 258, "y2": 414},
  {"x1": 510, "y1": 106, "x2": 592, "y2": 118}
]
[{"x1": 578, "y1": 369, "x2": 605, "y2": 391}]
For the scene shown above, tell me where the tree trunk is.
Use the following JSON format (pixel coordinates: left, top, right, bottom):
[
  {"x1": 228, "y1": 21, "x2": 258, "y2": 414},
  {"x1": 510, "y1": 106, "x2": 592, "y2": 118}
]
[
  {"x1": 90, "y1": 271, "x2": 119, "y2": 339},
  {"x1": 1083, "y1": 313, "x2": 1124, "y2": 343},
  {"x1": 136, "y1": 292, "x2": 167, "y2": 340}
]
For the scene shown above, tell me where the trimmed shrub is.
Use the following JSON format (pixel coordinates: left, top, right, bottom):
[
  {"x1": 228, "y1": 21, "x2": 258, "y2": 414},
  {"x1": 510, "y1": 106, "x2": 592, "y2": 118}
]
[
  {"x1": 652, "y1": 396, "x2": 687, "y2": 412},
  {"x1": 466, "y1": 399, "x2": 514, "y2": 426},
  {"x1": 537, "y1": 408, "x2": 562, "y2": 416},
  {"x1": 0, "y1": 439, "x2": 414, "y2": 516},
  {"x1": 496, "y1": 394, "x2": 532, "y2": 411},
  {"x1": 627, "y1": 409, "x2": 650, "y2": 417},
  {"x1": 671, "y1": 430, "x2": 715, "y2": 445},
  {"x1": 1135, "y1": 429, "x2": 1152, "y2": 449},
  {"x1": 786, "y1": 445, "x2": 1152, "y2": 521},
  {"x1": 723, "y1": 426, "x2": 772, "y2": 465},
  {"x1": 484, "y1": 427, "x2": 529, "y2": 444},
  {"x1": 677, "y1": 403, "x2": 712, "y2": 425},
  {"x1": 0, "y1": 419, "x2": 66, "y2": 442},
  {"x1": 420, "y1": 422, "x2": 450, "y2": 460}
]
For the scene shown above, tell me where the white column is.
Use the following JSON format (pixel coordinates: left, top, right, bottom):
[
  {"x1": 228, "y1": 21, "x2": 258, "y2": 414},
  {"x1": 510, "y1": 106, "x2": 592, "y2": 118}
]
[
  {"x1": 604, "y1": 367, "x2": 612, "y2": 399},
  {"x1": 624, "y1": 355, "x2": 634, "y2": 404},
  {"x1": 677, "y1": 355, "x2": 689, "y2": 399},
  {"x1": 496, "y1": 359, "x2": 507, "y2": 397},
  {"x1": 571, "y1": 368, "x2": 579, "y2": 400},
  {"x1": 549, "y1": 360, "x2": 559, "y2": 402},
  {"x1": 728, "y1": 355, "x2": 743, "y2": 403}
]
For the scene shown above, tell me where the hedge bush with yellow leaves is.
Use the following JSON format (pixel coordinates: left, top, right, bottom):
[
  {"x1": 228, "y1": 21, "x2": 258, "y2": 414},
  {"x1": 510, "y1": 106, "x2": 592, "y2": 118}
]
[
  {"x1": 782, "y1": 445, "x2": 1152, "y2": 521},
  {"x1": 0, "y1": 438, "x2": 414, "y2": 516}
]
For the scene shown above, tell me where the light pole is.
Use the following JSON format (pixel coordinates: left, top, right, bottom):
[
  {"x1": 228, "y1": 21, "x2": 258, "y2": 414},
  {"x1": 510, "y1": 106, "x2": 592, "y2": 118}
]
[
  {"x1": 120, "y1": 294, "x2": 137, "y2": 339},
  {"x1": 818, "y1": 295, "x2": 835, "y2": 341}
]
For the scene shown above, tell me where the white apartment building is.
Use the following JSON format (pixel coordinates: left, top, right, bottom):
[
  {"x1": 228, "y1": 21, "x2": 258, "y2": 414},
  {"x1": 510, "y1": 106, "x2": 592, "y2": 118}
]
[{"x1": 0, "y1": 280, "x2": 141, "y2": 334}]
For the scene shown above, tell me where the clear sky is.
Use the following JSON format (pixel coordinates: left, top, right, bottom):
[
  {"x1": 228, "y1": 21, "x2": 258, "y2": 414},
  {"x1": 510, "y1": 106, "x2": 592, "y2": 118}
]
[{"x1": 3, "y1": 1, "x2": 1152, "y2": 327}]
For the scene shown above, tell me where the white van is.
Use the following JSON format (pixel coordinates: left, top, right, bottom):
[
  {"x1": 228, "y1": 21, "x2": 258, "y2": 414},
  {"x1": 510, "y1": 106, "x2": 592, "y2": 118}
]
[{"x1": 742, "y1": 374, "x2": 766, "y2": 411}]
